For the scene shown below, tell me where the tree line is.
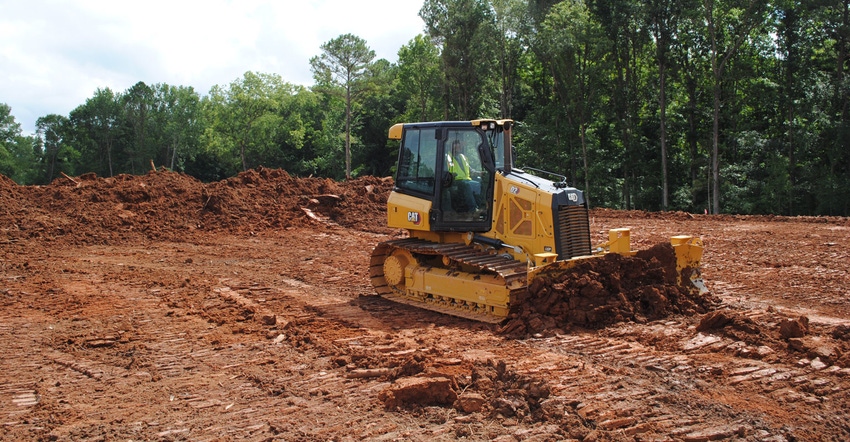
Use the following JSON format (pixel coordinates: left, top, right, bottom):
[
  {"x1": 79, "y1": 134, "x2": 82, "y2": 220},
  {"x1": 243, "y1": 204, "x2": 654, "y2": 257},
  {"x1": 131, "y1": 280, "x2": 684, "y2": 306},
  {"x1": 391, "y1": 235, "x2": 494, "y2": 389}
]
[{"x1": 1, "y1": 0, "x2": 847, "y2": 216}]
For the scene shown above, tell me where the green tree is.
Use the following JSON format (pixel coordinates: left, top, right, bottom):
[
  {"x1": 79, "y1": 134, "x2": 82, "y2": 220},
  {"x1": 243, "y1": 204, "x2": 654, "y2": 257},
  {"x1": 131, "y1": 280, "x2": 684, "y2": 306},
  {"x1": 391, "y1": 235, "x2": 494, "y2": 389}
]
[
  {"x1": 265, "y1": 84, "x2": 312, "y2": 171},
  {"x1": 397, "y1": 35, "x2": 443, "y2": 122},
  {"x1": 35, "y1": 113, "x2": 75, "y2": 183},
  {"x1": 671, "y1": 3, "x2": 713, "y2": 212},
  {"x1": 310, "y1": 33, "x2": 377, "y2": 180},
  {"x1": 0, "y1": 103, "x2": 19, "y2": 177},
  {"x1": 123, "y1": 81, "x2": 156, "y2": 173},
  {"x1": 646, "y1": 0, "x2": 694, "y2": 211},
  {"x1": 536, "y1": 0, "x2": 607, "y2": 203},
  {"x1": 492, "y1": 0, "x2": 529, "y2": 119},
  {"x1": 704, "y1": 0, "x2": 769, "y2": 213},
  {"x1": 203, "y1": 71, "x2": 289, "y2": 173},
  {"x1": 354, "y1": 59, "x2": 405, "y2": 177},
  {"x1": 299, "y1": 90, "x2": 346, "y2": 178},
  {"x1": 0, "y1": 103, "x2": 38, "y2": 183},
  {"x1": 152, "y1": 83, "x2": 201, "y2": 171},
  {"x1": 589, "y1": 0, "x2": 651, "y2": 209},
  {"x1": 67, "y1": 88, "x2": 124, "y2": 177},
  {"x1": 814, "y1": 0, "x2": 850, "y2": 215},
  {"x1": 420, "y1": 0, "x2": 498, "y2": 119}
]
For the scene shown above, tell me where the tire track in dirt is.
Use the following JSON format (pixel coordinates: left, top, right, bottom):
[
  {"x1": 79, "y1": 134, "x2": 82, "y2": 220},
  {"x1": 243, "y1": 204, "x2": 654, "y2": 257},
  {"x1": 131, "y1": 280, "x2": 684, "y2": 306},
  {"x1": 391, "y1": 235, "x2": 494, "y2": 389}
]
[
  {"x1": 0, "y1": 318, "x2": 44, "y2": 431},
  {"x1": 212, "y1": 234, "x2": 850, "y2": 440},
  {"x1": 502, "y1": 330, "x2": 765, "y2": 439},
  {"x1": 501, "y1": 333, "x2": 819, "y2": 439},
  {"x1": 273, "y1": 277, "x2": 771, "y2": 439}
]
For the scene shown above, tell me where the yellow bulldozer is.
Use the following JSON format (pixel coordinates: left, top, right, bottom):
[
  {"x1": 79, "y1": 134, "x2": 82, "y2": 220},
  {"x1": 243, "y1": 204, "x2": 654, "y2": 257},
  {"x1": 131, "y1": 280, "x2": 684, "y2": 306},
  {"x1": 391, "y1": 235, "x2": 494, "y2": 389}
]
[{"x1": 370, "y1": 119, "x2": 707, "y2": 325}]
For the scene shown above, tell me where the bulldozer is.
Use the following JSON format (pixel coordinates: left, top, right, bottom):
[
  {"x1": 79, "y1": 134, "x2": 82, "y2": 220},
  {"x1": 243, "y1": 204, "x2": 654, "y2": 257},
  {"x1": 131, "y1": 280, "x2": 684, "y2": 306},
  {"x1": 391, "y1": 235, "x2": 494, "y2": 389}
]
[{"x1": 370, "y1": 119, "x2": 707, "y2": 324}]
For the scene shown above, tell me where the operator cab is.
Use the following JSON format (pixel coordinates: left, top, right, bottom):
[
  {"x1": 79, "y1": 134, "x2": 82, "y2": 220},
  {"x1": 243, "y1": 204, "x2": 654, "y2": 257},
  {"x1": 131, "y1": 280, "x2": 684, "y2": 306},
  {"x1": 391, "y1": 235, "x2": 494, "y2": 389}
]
[{"x1": 390, "y1": 120, "x2": 501, "y2": 232}]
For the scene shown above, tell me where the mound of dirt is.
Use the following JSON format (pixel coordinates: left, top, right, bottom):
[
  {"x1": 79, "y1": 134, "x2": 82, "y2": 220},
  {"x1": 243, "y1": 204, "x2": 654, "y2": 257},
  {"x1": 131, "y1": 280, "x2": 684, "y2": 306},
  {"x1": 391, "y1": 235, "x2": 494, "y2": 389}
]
[
  {"x1": 0, "y1": 174, "x2": 21, "y2": 206},
  {"x1": 0, "y1": 168, "x2": 395, "y2": 245},
  {"x1": 199, "y1": 168, "x2": 393, "y2": 234},
  {"x1": 501, "y1": 243, "x2": 720, "y2": 336}
]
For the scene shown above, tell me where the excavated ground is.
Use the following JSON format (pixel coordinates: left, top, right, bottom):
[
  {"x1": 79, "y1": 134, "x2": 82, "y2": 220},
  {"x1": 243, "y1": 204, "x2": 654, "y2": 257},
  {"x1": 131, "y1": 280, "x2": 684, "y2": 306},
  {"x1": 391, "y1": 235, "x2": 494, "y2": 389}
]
[{"x1": 1, "y1": 169, "x2": 849, "y2": 441}]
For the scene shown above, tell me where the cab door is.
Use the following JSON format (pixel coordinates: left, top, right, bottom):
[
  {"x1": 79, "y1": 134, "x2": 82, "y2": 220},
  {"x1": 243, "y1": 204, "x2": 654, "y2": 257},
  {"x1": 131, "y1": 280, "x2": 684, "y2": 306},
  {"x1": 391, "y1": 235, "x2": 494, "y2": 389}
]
[{"x1": 432, "y1": 127, "x2": 494, "y2": 232}]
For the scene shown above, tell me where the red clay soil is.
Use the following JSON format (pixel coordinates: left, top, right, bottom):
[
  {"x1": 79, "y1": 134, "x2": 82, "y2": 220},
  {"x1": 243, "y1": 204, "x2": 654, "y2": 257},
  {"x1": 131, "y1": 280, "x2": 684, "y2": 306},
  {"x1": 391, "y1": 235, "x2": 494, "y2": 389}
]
[{"x1": 1, "y1": 169, "x2": 849, "y2": 441}]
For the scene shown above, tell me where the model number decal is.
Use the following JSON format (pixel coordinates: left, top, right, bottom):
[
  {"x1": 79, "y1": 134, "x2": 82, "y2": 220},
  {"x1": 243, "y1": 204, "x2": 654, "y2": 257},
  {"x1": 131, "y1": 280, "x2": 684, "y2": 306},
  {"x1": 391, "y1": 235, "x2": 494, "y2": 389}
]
[{"x1": 509, "y1": 186, "x2": 520, "y2": 195}]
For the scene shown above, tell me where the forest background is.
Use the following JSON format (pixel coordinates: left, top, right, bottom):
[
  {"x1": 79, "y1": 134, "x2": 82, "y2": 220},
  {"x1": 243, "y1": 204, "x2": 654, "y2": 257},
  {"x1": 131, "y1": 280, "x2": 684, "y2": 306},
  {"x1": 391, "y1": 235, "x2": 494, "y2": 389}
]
[{"x1": 1, "y1": 0, "x2": 848, "y2": 216}]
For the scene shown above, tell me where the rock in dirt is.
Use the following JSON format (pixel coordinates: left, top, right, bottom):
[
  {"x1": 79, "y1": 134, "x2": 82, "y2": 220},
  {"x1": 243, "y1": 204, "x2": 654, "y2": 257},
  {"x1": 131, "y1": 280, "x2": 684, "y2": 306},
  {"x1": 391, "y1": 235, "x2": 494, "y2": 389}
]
[
  {"x1": 455, "y1": 392, "x2": 486, "y2": 413},
  {"x1": 788, "y1": 336, "x2": 838, "y2": 365},
  {"x1": 378, "y1": 376, "x2": 458, "y2": 409},
  {"x1": 697, "y1": 310, "x2": 760, "y2": 334},
  {"x1": 779, "y1": 316, "x2": 809, "y2": 339},
  {"x1": 833, "y1": 325, "x2": 850, "y2": 341}
]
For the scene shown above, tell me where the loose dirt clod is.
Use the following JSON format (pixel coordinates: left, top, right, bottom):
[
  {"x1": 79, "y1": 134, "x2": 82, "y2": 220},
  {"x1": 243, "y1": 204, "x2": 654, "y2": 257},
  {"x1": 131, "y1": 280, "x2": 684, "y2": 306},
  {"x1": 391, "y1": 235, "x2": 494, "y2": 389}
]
[
  {"x1": 697, "y1": 309, "x2": 761, "y2": 335},
  {"x1": 779, "y1": 316, "x2": 810, "y2": 339},
  {"x1": 378, "y1": 376, "x2": 458, "y2": 409}
]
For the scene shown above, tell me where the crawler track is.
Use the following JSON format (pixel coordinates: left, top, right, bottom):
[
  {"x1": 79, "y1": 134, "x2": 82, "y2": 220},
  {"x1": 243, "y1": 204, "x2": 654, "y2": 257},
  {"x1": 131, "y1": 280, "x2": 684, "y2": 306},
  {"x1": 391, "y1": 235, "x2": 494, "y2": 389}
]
[{"x1": 370, "y1": 238, "x2": 528, "y2": 323}]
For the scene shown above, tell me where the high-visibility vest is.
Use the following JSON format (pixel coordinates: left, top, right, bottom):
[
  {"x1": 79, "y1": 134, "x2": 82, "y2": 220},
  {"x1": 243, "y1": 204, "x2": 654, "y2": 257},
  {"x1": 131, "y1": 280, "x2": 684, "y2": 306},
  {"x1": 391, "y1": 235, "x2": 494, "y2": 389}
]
[{"x1": 447, "y1": 154, "x2": 471, "y2": 180}]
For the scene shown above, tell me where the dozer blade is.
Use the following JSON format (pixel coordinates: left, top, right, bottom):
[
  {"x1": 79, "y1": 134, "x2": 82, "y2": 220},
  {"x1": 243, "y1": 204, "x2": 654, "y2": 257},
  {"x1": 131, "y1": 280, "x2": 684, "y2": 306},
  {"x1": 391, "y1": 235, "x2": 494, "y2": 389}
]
[
  {"x1": 502, "y1": 233, "x2": 714, "y2": 335},
  {"x1": 670, "y1": 235, "x2": 708, "y2": 295}
]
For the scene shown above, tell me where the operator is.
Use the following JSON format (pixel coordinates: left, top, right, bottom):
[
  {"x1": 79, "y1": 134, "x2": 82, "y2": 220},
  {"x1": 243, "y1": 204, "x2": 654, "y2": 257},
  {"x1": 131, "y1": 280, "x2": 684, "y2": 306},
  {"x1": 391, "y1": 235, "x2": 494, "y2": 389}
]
[{"x1": 446, "y1": 140, "x2": 477, "y2": 211}]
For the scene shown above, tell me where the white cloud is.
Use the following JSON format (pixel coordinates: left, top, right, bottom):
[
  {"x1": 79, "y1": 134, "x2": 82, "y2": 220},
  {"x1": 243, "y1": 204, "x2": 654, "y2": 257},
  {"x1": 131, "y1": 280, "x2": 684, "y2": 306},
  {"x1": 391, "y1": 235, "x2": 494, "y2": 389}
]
[{"x1": 0, "y1": 0, "x2": 425, "y2": 134}]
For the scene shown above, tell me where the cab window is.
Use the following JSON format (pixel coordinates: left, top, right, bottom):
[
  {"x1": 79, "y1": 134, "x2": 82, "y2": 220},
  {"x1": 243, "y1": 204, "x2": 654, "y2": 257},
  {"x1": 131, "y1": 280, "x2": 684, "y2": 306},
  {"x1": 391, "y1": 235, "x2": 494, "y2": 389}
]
[{"x1": 396, "y1": 128, "x2": 437, "y2": 195}]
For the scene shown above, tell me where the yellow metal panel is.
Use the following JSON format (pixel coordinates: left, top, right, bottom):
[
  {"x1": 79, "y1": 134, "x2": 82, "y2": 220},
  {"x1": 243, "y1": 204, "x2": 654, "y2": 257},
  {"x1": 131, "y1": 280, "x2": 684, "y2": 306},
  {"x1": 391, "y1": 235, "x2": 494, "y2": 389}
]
[
  {"x1": 533, "y1": 190, "x2": 555, "y2": 239},
  {"x1": 516, "y1": 197, "x2": 532, "y2": 211},
  {"x1": 671, "y1": 235, "x2": 704, "y2": 269},
  {"x1": 533, "y1": 252, "x2": 559, "y2": 267},
  {"x1": 495, "y1": 209, "x2": 505, "y2": 236},
  {"x1": 609, "y1": 228, "x2": 632, "y2": 255},
  {"x1": 387, "y1": 191, "x2": 432, "y2": 231},
  {"x1": 533, "y1": 210, "x2": 554, "y2": 238},
  {"x1": 515, "y1": 219, "x2": 532, "y2": 236},
  {"x1": 508, "y1": 200, "x2": 522, "y2": 230},
  {"x1": 479, "y1": 173, "x2": 561, "y2": 262},
  {"x1": 388, "y1": 123, "x2": 404, "y2": 140},
  {"x1": 492, "y1": 177, "x2": 506, "y2": 235}
]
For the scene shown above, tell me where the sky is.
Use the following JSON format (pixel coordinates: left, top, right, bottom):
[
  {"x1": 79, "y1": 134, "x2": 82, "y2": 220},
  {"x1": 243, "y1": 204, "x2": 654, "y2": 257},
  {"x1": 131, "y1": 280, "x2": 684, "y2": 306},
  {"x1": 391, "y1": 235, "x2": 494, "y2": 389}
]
[{"x1": 0, "y1": 0, "x2": 427, "y2": 135}]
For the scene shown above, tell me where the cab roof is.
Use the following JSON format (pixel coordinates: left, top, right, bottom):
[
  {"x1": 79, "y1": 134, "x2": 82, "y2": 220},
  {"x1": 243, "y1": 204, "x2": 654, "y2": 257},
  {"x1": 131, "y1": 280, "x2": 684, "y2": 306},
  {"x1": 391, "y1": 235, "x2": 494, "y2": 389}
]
[{"x1": 388, "y1": 119, "x2": 514, "y2": 140}]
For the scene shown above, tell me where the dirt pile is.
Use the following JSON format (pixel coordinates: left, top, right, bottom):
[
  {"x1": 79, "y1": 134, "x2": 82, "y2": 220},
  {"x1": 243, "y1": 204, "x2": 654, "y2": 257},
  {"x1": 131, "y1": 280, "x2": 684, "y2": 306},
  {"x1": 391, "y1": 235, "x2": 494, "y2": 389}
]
[
  {"x1": 501, "y1": 243, "x2": 720, "y2": 336},
  {"x1": 0, "y1": 168, "x2": 395, "y2": 245},
  {"x1": 199, "y1": 167, "x2": 392, "y2": 234},
  {"x1": 0, "y1": 174, "x2": 22, "y2": 211}
]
